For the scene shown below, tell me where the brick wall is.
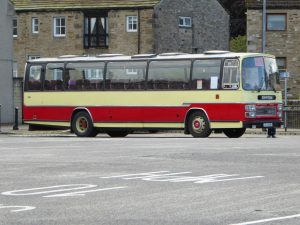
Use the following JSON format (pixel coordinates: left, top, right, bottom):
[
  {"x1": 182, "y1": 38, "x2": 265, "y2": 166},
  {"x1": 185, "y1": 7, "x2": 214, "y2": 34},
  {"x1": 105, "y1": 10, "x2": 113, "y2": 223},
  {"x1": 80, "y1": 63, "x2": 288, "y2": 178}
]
[{"x1": 247, "y1": 9, "x2": 300, "y2": 100}]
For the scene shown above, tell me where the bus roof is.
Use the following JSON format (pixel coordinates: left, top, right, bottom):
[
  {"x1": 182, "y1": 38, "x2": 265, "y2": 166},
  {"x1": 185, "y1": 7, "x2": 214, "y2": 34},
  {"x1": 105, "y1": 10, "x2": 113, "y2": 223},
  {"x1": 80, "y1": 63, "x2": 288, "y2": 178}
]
[{"x1": 28, "y1": 52, "x2": 275, "y2": 63}]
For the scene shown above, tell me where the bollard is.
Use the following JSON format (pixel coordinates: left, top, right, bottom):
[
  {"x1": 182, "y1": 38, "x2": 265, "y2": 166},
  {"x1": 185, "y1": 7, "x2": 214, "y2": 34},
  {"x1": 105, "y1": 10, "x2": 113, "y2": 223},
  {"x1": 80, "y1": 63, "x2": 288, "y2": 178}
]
[
  {"x1": 13, "y1": 107, "x2": 19, "y2": 130},
  {"x1": 0, "y1": 104, "x2": 1, "y2": 132}
]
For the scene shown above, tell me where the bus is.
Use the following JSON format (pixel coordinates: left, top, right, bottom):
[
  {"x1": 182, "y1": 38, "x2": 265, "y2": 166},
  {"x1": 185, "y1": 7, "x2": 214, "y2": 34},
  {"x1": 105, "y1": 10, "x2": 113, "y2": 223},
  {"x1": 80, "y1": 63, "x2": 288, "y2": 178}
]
[{"x1": 23, "y1": 51, "x2": 283, "y2": 138}]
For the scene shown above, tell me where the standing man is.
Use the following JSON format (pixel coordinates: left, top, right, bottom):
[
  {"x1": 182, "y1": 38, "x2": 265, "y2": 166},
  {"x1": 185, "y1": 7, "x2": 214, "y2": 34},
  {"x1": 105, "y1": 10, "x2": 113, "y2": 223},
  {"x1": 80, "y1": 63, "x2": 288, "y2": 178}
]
[{"x1": 267, "y1": 127, "x2": 276, "y2": 138}]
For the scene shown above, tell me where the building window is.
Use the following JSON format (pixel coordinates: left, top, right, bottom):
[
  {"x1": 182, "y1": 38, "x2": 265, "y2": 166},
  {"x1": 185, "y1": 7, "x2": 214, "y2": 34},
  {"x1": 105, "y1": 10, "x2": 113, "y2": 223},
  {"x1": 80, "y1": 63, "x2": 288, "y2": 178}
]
[
  {"x1": 267, "y1": 14, "x2": 286, "y2": 31},
  {"x1": 84, "y1": 13, "x2": 108, "y2": 48},
  {"x1": 32, "y1": 17, "x2": 39, "y2": 34},
  {"x1": 13, "y1": 18, "x2": 17, "y2": 37},
  {"x1": 53, "y1": 17, "x2": 66, "y2": 37},
  {"x1": 179, "y1": 17, "x2": 192, "y2": 28},
  {"x1": 126, "y1": 16, "x2": 138, "y2": 32},
  {"x1": 28, "y1": 55, "x2": 40, "y2": 61},
  {"x1": 276, "y1": 57, "x2": 287, "y2": 72}
]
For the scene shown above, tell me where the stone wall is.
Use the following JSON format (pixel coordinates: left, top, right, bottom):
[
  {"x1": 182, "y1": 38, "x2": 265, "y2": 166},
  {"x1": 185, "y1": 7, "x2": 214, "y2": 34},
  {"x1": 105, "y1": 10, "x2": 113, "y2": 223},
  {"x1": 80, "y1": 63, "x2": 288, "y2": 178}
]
[
  {"x1": 247, "y1": 9, "x2": 300, "y2": 100},
  {"x1": 13, "y1": 9, "x2": 155, "y2": 78},
  {"x1": 108, "y1": 9, "x2": 154, "y2": 54},
  {"x1": 154, "y1": 0, "x2": 230, "y2": 53},
  {"x1": 13, "y1": 11, "x2": 86, "y2": 78},
  {"x1": 0, "y1": 0, "x2": 14, "y2": 123}
]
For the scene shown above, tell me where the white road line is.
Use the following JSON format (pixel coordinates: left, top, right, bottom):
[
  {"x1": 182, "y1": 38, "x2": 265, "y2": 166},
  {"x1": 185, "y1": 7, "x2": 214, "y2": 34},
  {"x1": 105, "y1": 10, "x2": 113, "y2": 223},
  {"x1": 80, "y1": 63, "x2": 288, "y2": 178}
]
[
  {"x1": 44, "y1": 186, "x2": 127, "y2": 197},
  {"x1": 0, "y1": 205, "x2": 36, "y2": 213},
  {"x1": 100, "y1": 171, "x2": 170, "y2": 179},
  {"x1": 195, "y1": 176, "x2": 264, "y2": 184},
  {"x1": 230, "y1": 214, "x2": 300, "y2": 225},
  {"x1": 128, "y1": 172, "x2": 192, "y2": 180},
  {"x1": 1, "y1": 184, "x2": 97, "y2": 196}
]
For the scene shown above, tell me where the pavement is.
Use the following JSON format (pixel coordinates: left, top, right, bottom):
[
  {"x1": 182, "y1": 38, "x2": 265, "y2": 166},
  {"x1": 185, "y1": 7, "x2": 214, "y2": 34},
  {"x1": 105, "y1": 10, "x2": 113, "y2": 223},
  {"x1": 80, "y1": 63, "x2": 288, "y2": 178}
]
[{"x1": 0, "y1": 124, "x2": 299, "y2": 136}]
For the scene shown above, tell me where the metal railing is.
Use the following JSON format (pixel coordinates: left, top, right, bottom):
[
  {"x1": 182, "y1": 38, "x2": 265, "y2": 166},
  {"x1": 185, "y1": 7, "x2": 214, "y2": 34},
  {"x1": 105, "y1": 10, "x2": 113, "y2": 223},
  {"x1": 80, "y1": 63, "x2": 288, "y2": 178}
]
[{"x1": 284, "y1": 105, "x2": 300, "y2": 129}]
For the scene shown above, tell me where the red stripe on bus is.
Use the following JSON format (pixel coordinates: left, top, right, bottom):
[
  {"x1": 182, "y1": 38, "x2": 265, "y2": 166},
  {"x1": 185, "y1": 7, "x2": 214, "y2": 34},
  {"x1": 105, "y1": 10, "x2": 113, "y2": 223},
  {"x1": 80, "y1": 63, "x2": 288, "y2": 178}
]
[{"x1": 23, "y1": 104, "x2": 246, "y2": 123}]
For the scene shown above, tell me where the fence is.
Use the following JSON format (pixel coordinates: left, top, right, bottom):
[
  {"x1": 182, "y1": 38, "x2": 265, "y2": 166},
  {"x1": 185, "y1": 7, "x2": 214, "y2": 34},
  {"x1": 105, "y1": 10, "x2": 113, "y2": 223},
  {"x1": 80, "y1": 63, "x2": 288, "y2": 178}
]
[{"x1": 284, "y1": 105, "x2": 300, "y2": 129}]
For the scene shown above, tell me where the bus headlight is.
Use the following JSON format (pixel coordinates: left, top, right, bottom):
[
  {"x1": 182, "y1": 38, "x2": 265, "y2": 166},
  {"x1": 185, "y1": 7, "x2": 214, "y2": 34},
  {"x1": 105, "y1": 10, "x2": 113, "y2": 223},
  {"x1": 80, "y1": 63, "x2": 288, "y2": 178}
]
[
  {"x1": 245, "y1": 112, "x2": 256, "y2": 118},
  {"x1": 245, "y1": 104, "x2": 256, "y2": 112},
  {"x1": 278, "y1": 104, "x2": 283, "y2": 111},
  {"x1": 278, "y1": 111, "x2": 282, "y2": 118}
]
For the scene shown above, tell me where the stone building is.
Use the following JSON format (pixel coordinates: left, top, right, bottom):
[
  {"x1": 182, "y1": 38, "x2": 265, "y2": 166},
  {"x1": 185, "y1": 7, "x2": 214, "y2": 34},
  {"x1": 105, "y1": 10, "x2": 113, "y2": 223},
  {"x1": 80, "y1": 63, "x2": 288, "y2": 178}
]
[
  {"x1": 12, "y1": 0, "x2": 229, "y2": 78},
  {"x1": 246, "y1": 0, "x2": 300, "y2": 100},
  {"x1": 154, "y1": 0, "x2": 229, "y2": 53},
  {"x1": 0, "y1": 0, "x2": 14, "y2": 123},
  {"x1": 11, "y1": 0, "x2": 229, "y2": 120}
]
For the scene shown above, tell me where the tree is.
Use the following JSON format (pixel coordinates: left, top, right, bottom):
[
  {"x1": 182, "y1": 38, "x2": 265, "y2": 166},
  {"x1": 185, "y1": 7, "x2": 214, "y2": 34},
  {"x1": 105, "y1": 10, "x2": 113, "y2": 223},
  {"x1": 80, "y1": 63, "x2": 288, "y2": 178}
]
[{"x1": 218, "y1": 0, "x2": 246, "y2": 38}]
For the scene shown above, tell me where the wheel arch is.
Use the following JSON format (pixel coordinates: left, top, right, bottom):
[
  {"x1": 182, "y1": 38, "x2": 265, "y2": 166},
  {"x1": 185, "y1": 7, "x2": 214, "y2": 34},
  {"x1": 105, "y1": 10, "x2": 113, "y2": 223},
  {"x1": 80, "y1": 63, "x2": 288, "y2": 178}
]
[
  {"x1": 184, "y1": 108, "x2": 210, "y2": 134},
  {"x1": 70, "y1": 107, "x2": 94, "y2": 128}
]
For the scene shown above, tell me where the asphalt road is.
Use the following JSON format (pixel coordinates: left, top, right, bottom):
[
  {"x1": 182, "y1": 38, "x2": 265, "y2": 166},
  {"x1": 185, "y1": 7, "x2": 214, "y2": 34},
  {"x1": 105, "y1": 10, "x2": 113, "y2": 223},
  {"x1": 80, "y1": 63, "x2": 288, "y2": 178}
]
[{"x1": 0, "y1": 133, "x2": 300, "y2": 225}]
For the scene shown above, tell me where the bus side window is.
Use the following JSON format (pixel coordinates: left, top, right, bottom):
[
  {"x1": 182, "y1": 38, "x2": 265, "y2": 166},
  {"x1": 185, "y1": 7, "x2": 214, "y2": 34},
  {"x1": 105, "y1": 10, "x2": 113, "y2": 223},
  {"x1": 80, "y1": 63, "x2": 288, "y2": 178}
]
[
  {"x1": 192, "y1": 59, "x2": 221, "y2": 90},
  {"x1": 27, "y1": 65, "x2": 42, "y2": 91},
  {"x1": 66, "y1": 62, "x2": 105, "y2": 91},
  {"x1": 106, "y1": 61, "x2": 147, "y2": 90},
  {"x1": 222, "y1": 59, "x2": 240, "y2": 89},
  {"x1": 45, "y1": 63, "x2": 64, "y2": 91},
  {"x1": 147, "y1": 60, "x2": 190, "y2": 90}
]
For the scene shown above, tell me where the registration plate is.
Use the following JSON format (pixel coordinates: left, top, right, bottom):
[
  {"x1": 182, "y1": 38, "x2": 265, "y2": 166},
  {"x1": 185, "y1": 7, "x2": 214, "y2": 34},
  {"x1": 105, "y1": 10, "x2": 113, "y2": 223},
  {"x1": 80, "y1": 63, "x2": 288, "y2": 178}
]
[{"x1": 263, "y1": 123, "x2": 273, "y2": 128}]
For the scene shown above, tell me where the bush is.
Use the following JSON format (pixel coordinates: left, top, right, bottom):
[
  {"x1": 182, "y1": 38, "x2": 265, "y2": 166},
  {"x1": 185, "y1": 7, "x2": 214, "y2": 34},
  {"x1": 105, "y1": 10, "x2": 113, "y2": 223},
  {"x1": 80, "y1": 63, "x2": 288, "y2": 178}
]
[{"x1": 230, "y1": 35, "x2": 247, "y2": 52}]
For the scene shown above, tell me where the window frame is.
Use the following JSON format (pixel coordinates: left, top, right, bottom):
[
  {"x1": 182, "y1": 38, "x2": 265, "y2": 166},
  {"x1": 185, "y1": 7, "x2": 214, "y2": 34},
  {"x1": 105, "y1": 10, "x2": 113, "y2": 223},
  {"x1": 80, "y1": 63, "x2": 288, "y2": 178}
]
[
  {"x1": 53, "y1": 17, "x2": 66, "y2": 37},
  {"x1": 266, "y1": 13, "x2": 287, "y2": 31},
  {"x1": 32, "y1": 17, "x2": 39, "y2": 34},
  {"x1": 126, "y1": 16, "x2": 138, "y2": 32},
  {"x1": 28, "y1": 55, "x2": 40, "y2": 61},
  {"x1": 84, "y1": 13, "x2": 109, "y2": 49},
  {"x1": 221, "y1": 58, "x2": 240, "y2": 90},
  {"x1": 276, "y1": 57, "x2": 287, "y2": 72},
  {"x1": 13, "y1": 18, "x2": 18, "y2": 37},
  {"x1": 179, "y1": 16, "x2": 192, "y2": 28}
]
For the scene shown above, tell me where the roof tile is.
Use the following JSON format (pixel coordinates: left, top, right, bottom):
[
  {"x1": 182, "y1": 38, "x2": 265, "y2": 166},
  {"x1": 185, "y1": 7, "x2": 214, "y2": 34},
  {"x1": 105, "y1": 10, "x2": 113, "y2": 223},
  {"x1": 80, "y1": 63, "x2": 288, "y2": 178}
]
[{"x1": 12, "y1": 0, "x2": 161, "y2": 11}]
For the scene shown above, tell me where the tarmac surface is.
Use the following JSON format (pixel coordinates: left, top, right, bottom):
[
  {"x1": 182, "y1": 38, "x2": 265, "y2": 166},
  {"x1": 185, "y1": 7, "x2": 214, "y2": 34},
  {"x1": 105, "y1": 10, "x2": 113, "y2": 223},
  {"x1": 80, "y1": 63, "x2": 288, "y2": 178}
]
[
  {"x1": 0, "y1": 124, "x2": 299, "y2": 137},
  {"x1": 0, "y1": 130, "x2": 300, "y2": 225}
]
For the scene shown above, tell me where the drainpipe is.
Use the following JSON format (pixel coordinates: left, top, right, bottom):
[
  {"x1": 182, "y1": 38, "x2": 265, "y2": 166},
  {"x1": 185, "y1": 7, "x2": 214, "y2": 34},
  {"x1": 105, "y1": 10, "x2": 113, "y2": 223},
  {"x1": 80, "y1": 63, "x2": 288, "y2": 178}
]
[
  {"x1": 262, "y1": 0, "x2": 266, "y2": 53},
  {"x1": 138, "y1": 9, "x2": 141, "y2": 54}
]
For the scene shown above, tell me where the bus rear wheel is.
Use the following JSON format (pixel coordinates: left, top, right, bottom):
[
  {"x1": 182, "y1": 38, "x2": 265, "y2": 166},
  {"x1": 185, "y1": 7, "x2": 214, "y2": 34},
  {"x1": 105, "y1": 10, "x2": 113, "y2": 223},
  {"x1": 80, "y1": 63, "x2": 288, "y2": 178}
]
[
  {"x1": 72, "y1": 111, "x2": 97, "y2": 137},
  {"x1": 107, "y1": 131, "x2": 128, "y2": 138},
  {"x1": 223, "y1": 128, "x2": 246, "y2": 138},
  {"x1": 188, "y1": 111, "x2": 212, "y2": 138}
]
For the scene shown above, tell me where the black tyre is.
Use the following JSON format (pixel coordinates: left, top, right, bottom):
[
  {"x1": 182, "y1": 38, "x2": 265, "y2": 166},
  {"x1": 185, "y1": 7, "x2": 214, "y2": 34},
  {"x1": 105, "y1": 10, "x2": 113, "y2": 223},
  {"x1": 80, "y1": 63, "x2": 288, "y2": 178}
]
[
  {"x1": 188, "y1": 111, "x2": 212, "y2": 138},
  {"x1": 71, "y1": 111, "x2": 97, "y2": 137},
  {"x1": 107, "y1": 131, "x2": 128, "y2": 138},
  {"x1": 223, "y1": 128, "x2": 246, "y2": 138}
]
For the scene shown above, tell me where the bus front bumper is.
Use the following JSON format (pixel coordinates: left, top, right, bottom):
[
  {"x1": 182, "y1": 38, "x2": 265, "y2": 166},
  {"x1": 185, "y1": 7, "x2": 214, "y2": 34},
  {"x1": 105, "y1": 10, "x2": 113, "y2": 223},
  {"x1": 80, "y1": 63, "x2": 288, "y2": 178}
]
[{"x1": 243, "y1": 121, "x2": 283, "y2": 129}]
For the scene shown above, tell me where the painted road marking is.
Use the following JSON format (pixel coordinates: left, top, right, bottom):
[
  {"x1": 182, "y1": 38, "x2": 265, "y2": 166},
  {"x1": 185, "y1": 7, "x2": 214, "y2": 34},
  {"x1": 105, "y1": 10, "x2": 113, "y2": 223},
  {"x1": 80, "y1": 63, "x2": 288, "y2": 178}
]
[
  {"x1": 44, "y1": 186, "x2": 127, "y2": 197},
  {"x1": 2, "y1": 184, "x2": 97, "y2": 196},
  {"x1": 100, "y1": 171, "x2": 264, "y2": 184},
  {"x1": 0, "y1": 204, "x2": 35, "y2": 213},
  {"x1": 2, "y1": 184, "x2": 127, "y2": 198},
  {"x1": 230, "y1": 213, "x2": 300, "y2": 225},
  {"x1": 101, "y1": 171, "x2": 170, "y2": 179}
]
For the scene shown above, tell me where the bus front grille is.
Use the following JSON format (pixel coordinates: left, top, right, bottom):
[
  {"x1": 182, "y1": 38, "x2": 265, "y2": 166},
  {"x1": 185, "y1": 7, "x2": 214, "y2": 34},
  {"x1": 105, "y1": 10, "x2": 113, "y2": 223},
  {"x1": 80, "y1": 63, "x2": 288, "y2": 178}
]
[{"x1": 256, "y1": 106, "x2": 277, "y2": 116}]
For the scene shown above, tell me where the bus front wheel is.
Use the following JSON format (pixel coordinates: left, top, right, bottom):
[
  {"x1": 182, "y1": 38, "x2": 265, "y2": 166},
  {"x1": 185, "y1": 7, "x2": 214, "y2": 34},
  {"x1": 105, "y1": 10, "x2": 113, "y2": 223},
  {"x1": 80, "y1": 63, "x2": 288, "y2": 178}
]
[
  {"x1": 223, "y1": 128, "x2": 246, "y2": 138},
  {"x1": 188, "y1": 111, "x2": 212, "y2": 138},
  {"x1": 72, "y1": 111, "x2": 97, "y2": 137}
]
